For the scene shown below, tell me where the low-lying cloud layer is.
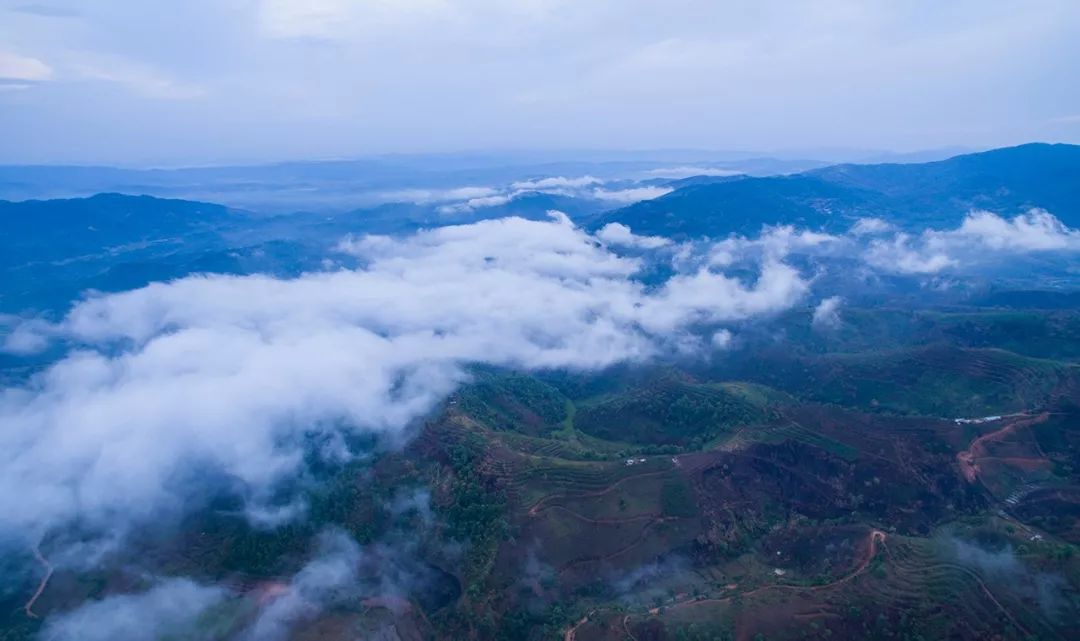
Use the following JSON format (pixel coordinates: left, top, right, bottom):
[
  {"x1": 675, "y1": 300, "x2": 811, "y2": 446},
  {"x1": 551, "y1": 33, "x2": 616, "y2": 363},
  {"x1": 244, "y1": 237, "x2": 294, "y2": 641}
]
[
  {"x1": 811, "y1": 296, "x2": 843, "y2": 330},
  {"x1": 698, "y1": 208, "x2": 1080, "y2": 277},
  {"x1": 2, "y1": 204, "x2": 1079, "y2": 636},
  {"x1": 862, "y1": 209, "x2": 1080, "y2": 274},
  {"x1": 0, "y1": 213, "x2": 806, "y2": 552},
  {"x1": 42, "y1": 577, "x2": 226, "y2": 641},
  {"x1": 42, "y1": 526, "x2": 432, "y2": 641},
  {"x1": 433, "y1": 176, "x2": 672, "y2": 214},
  {"x1": 241, "y1": 530, "x2": 363, "y2": 641}
]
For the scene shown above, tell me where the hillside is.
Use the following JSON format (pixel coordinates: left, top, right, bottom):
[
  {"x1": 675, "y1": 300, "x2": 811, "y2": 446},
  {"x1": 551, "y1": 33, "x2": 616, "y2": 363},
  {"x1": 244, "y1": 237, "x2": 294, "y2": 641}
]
[
  {"x1": 0, "y1": 194, "x2": 294, "y2": 313},
  {"x1": 0, "y1": 193, "x2": 238, "y2": 265},
  {"x1": 595, "y1": 143, "x2": 1080, "y2": 238}
]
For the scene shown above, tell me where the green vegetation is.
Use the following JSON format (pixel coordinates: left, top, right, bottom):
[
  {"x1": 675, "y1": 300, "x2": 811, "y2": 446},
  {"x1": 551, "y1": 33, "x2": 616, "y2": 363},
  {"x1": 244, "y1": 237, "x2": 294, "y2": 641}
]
[
  {"x1": 439, "y1": 438, "x2": 509, "y2": 594},
  {"x1": 717, "y1": 344, "x2": 1073, "y2": 416},
  {"x1": 13, "y1": 302, "x2": 1080, "y2": 641},
  {"x1": 455, "y1": 368, "x2": 570, "y2": 436},
  {"x1": 661, "y1": 479, "x2": 698, "y2": 518},
  {"x1": 575, "y1": 376, "x2": 766, "y2": 446}
]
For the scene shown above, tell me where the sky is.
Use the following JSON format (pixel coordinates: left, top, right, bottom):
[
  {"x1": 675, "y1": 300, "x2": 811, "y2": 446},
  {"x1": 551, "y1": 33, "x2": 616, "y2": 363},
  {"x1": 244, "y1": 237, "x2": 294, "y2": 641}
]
[{"x1": 0, "y1": 0, "x2": 1078, "y2": 165}]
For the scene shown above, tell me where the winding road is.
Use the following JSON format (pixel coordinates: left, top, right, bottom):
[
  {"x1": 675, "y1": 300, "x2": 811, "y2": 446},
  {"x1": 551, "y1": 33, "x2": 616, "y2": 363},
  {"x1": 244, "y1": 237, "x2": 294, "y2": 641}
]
[{"x1": 24, "y1": 546, "x2": 53, "y2": 619}]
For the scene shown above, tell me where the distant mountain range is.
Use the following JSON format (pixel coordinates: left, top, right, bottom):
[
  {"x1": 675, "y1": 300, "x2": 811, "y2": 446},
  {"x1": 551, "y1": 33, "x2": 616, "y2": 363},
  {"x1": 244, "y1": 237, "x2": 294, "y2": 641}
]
[
  {"x1": 0, "y1": 155, "x2": 831, "y2": 213},
  {"x1": 597, "y1": 143, "x2": 1080, "y2": 237},
  {"x1": 2, "y1": 143, "x2": 1078, "y2": 314}
]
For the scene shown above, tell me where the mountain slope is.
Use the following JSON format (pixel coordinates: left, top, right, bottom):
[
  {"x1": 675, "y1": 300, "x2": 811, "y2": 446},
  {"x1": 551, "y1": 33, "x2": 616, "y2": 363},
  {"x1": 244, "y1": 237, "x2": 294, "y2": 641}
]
[
  {"x1": 809, "y1": 142, "x2": 1080, "y2": 226},
  {"x1": 590, "y1": 174, "x2": 879, "y2": 237},
  {"x1": 0, "y1": 194, "x2": 250, "y2": 312},
  {"x1": 595, "y1": 143, "x2": 1080, "y2": 238},
  {"x1": 0, "y1": 193, "x2": 237, "y2": 265}
]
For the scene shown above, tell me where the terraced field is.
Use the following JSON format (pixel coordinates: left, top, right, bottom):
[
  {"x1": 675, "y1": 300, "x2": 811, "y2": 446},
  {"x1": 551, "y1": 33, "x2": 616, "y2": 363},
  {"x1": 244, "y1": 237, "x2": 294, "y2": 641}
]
[{"x1": 414, "y1": 332, "x2": 1080, "y2": 641}]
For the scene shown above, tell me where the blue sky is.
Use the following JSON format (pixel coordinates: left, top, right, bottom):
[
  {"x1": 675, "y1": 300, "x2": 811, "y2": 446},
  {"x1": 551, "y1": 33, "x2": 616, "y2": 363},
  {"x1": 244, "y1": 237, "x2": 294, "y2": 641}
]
[{"x1": 1, "y1": 0, "x2": 1078, "y2": 165}]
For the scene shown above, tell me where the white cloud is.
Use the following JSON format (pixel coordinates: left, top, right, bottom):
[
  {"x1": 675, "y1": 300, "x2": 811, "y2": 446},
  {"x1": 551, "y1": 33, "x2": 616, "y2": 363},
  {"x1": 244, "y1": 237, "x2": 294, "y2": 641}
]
[
  {"x1": 240, "y1": 530, "x2": 361, "y2": 641},
  {"x1": 944, "y1": 209, "x2": 1080, "y2": 251},
  {"x1": 42, "y1": 578, "x2": 227, "y2": 641},
  {"x1": 511, "y1": 175, "x2": 602, "y2": 190},
  {"x1": 863, "y1": 210, "x2": 1080, "y2": 274},
  {"x1": 430, "y1": 176, "x2": 672, "y2": 213},
  {"x1": 380, "y1": 186, "x2": 500, "y2": 205},
  {"x1": 708, "y1": 225, "x2": 843, "y2": 267},
  {"x1": 0, "y1": 50, "x2": 52, "y2": 82},
  {"x1": 635, "y1": 259, "x2": 807, "y2": 334},
  {"x1": 849, "y1": 217, "x2": 894, "y2": 236},
  {"x1": 711, "y1": 329, "x2": 733, "y2": 349},
  {"x1": 1, "y1": 316, "x2": 52, "y2": 354},
  {"x1": 596, "y1": 222, "x2": 671, "y2": 249},
  {"x1": 655, "y1": 209, "x2": 1079, "y2": 281},
  {"x1": 70, "y1": 53, "x2": 204, "y2": 100},
  {"x1": 258, "y1": 0, "x2": 353, "y2": 40},
  {"x1": 2, "y1": 1, "x2": 1078, "y2": 163},
  {"x1": 0, "y1": 213, "x2": 807, "y2": 548},
  {"x1": 864, "y1": 233, "x2": 957, "y2": 274},
  {"x1": 432, "y1": 177, "x2": 605, "y2": 213},
  {"x1": 645, "y1": 166, "x2": 742, "y2": 179},
  {"x1": 811, "y1": 296, "x2": 842, "y2": 330},
  {"x1": 591, "y1": 186, "x2": 673, "y2": 203},
  {"x1": 436, "y1": 193, "x2": 514, "y2": 215},
  {"x1": 257, "y1": 0, "x2": 453, "y2": 41}
]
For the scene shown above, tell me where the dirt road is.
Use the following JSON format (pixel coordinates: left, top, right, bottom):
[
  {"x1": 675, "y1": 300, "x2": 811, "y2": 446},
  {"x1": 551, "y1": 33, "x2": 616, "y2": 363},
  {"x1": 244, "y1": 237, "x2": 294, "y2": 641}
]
[
  {"x1": 956, "y1": 413, "x2": 1047, "y2": 483},
  {"x1": 24, "y1": 546, "x2": 53, "y2": 619}
]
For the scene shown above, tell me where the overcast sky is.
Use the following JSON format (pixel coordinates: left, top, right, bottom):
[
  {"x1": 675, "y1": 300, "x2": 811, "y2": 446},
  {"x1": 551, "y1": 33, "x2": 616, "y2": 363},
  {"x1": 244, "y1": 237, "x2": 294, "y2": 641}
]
[{"x1": 1, "y1": 0, "x2": 1078, "y2": 166}]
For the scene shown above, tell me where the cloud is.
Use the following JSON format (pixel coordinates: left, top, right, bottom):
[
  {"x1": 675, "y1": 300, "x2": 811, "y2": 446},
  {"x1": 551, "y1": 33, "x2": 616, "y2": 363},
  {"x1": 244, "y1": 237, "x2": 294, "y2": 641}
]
[
  {"x1": 42, "y1": 578, "x2": 227, "y2": 641},
  {"x1": 0, "y1": 316, "x2": 52, "y2": 354},
  {"x1": 70, "y1": 54, "x2": 205, "y2": 100},
  {"x1": 591, "y1": 186, "x2": 673, "y2": 203},
  {"x1": 257, "y1": 0, "x2": 452, "y2": 41},
  {"x1": 40, "y1": 523, "x2": 446, "y2": 641},
  {"x1": 430, "y1": 176, "x2": 672, "y2": 214},
  {"x1": 849, "y1": 217, "x2": 894, "y2": 236},
  {"x1": 240, "y1": 530, "x2": 361, "y2": 641},
  {"x1": 811, "y1": 296, "x2": 842, "y2": 330},
  {"x1": 645, "y1": 166, "x2": 743, "y2": 179},
  {"x1": 511, "y1": 176, "x2": 602, "y2": 190},
  {"x1": 0, "y1": 213, "x2": 808, "y2": 551},
  {"x1": 707, "y1": 225, "x2": 843, "y2": 267},
  {"x1": 381, "y1": 186, "x2": 500, "y2": 205},
  {"x1": 636, "y1": 259, "x2": 807, "y2": 334},
  {"x1": 863, "y1": 233, "x2": 956, "y2": 274},
  {"x1": 944, "y1": 209, "x2": 1080, "y2": 251},
  {"x1": 437, "y1": 194, "x2": 514, "y2": 215},
  {"x1": 11, "y1": 4, "x2": 81, "y2": 18},
  {"x1": 667, "y1": 209, "x2": 1079, "y2": 281},
  {"x1": 596, "y1": 222, "x2": 671, "y2": 249},
  {"x1": 0, "y1": 48, "x2": 200, "y2": 100},
  {"x1": 0, "y1": 51, "x2": 52, "y2": 82},
  {"x1": 864, "y1": 210, "x2": 1080, "y2": 274},
  {"x1": 612, "y1": 555, "x2": 692, "y2": 599},
  {"x1": 3, "y1": 1, "x2": 1079, "y2": 163}
]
